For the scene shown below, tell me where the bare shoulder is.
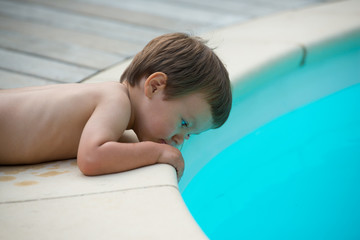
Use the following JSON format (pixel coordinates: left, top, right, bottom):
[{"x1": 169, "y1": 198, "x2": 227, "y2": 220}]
[
  {"x1": 95, "y1": 82, "x2": 130, "y2": 103},
  {"x1": 85, "y1": 82, "x2": 132, "y2": 132},
  {"x1": 78, "y1": 82, "x2": 133, "y2": 154},
  {"x1": 92, "y1": 82, "x2": 131, "y2": 118}
]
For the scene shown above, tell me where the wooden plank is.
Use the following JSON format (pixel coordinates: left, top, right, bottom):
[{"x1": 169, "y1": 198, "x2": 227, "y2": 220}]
[
  {"x1": 0, "y1": 69, "x2": 56, "y2": 89},
  {"x1": 154, "y1": 0, "x2": 256, "y2": 16},
  {"x1": 0, "y1": 16, "x2": 142, "y2": 56},
  {"x1": 0, "y1": 29, "x2": 125, "y2": 70},
  {"x1": 15, "y1": 0, "x2": 199, "y2": 32},
  {"x1": 0, "y1": 0, "x2": 164, "y2": 45},
  {"x1": 82, "y1": 0, "x2": 243, "y2": 27},
  {"x1": 0, "y1": 49, "x2": 96, "y2": 83},
  {"x1": 161, "y1": 0, "x2": 332, "y2": 17}
]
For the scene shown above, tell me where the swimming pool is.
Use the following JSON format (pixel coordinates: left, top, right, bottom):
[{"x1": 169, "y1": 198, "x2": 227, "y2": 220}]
[{"x1": 180, "y1": 35, "x2": 360, "y2": 239}]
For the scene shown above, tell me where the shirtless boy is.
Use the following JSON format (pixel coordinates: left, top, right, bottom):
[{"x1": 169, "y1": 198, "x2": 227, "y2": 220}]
[{"x1": 0, "y1": 33, "x2": 232, "y2": 181}]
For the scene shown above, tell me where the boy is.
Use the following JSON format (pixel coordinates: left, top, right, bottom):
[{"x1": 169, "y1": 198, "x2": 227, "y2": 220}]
[{"x1": 0, "y1": 33, "x2": 232, "y2": 181}]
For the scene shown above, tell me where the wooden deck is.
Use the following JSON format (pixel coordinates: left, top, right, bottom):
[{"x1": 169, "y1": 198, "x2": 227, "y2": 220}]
[{"x1": 0, "y1": 0, "x2": 338, "y2": 89}]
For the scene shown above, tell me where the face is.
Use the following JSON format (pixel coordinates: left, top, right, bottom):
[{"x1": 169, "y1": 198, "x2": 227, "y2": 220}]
[{"x1": 134, "y1": 74, "x2": 214, "y2": 149}]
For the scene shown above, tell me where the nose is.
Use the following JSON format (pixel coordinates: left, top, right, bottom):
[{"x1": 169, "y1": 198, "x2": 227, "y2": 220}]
[{"x1": 172, "y1": 133, "x2": 190, "y2": 147}]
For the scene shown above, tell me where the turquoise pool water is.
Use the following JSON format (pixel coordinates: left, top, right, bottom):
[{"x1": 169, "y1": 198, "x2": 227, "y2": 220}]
[{"x1": 181, "y1": 38, "x2": 360, "y2": 239}]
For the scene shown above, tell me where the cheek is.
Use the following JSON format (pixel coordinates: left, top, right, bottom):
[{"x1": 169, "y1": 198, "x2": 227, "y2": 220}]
[
  {"x1": 151, "y1": 116, "x2": 176, "y2": 137},
  {"x1": 157, "y1": 121, "x2": 174, "y2": 136}
]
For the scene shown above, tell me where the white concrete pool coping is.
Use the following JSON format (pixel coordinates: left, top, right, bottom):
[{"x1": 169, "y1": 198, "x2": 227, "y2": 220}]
[{"x1": 1, "y1": 1, "x2": 359, "y2": 239}]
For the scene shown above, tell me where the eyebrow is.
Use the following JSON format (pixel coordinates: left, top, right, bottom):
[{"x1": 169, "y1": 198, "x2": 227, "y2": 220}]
[{"x1": 188, "y1": 115, "x2": 196, "y2": 129}]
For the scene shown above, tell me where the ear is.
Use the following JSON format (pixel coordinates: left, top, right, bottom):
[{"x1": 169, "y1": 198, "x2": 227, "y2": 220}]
[{"x1": 144, "y1": 72, "x2": 167, "y2": 98}]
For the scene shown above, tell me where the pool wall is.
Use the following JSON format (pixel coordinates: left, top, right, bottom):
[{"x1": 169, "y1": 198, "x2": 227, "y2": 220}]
[{"x1": 1, "y1": 1, "x2": 359, "y2": 239}]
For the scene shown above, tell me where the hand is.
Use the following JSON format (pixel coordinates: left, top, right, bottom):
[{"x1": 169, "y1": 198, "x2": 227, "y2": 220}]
[{"x1": 157, "y1": 144, "x2": 185, "y2": 182}]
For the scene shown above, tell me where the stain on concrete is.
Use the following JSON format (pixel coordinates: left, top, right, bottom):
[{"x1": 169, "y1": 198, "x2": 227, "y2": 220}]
[
  {"x1": 14, "y1": 181, "x2": 38, "y2": 186},
  {"x1": 0, "y1": 176, "x2": 16, "y2": 182}
]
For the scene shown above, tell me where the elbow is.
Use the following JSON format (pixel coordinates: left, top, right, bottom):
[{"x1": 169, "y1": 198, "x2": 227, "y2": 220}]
[{"x1": 77, "y1": 152, "x2": 101, "y2": 176}]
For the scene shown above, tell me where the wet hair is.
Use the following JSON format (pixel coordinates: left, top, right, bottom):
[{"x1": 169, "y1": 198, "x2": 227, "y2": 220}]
[{"x1": 120, "y1": 32, "x2": 232, "y2": 128}]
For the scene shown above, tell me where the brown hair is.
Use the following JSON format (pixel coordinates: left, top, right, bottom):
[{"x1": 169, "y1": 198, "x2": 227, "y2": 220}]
[{"x1": 120, "y1": 33, "x2": 232, "y2": 128}]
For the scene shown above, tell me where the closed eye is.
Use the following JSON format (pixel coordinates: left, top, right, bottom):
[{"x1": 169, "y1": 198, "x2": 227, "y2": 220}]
[{"x1": 181, "y1": 119, "x2": 189, "y2": 128}]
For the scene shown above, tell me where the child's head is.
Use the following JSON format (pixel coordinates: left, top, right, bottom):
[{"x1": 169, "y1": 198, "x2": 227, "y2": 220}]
[{"x1": 121, "y1": 32, "x2": 232, "y2": 129}]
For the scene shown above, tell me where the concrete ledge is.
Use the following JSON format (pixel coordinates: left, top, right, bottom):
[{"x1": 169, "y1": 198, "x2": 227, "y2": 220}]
[
  {"x1": 0, "y1": 160, "x2": 207, "y2": 239},
  {"x1": 1, "y1": 0, "x2": 359, "y2": 239}
]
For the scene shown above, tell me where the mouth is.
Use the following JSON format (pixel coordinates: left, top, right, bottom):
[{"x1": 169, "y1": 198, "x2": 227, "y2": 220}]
[{"x1": 159, "y1": 139, "x2": 167, "y2": 144}]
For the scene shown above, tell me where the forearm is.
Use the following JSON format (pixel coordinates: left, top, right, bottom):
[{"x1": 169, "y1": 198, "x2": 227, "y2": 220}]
[{"x1": 77, "y1": 141, "x2": 161, "y2": 176}]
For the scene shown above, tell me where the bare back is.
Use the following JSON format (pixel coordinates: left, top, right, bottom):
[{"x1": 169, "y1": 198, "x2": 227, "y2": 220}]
[{"x1": 0, "y1": 82, "x2": 130, "y2": 164}]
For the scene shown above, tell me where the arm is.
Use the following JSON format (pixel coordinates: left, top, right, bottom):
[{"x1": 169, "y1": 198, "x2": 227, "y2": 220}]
[
  {"x1": 77, "y1": 96, "x2": 184, "y2": 180},
  {"x1": 79, "y1": 141, "x2": 184, "y2": 179}
]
